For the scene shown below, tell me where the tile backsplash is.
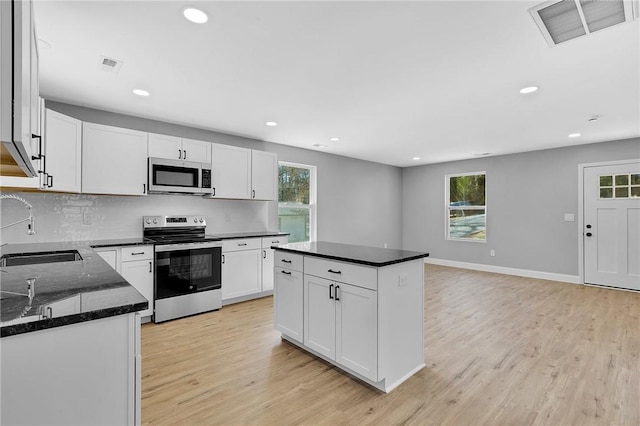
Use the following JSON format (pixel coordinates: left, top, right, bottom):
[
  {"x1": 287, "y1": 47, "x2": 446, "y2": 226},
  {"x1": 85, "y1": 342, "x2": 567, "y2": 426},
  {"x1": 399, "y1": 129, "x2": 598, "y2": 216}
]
[{"x1": 0, "y1": 191, "x2": 275, "y2": 244}]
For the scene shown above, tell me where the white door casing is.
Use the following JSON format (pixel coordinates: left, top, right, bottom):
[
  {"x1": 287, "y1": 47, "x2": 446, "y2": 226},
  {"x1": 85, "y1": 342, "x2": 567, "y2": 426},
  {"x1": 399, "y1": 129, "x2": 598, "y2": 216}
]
[{"x1": 583, "y1": 162, "x2": 640, "y2": 290}]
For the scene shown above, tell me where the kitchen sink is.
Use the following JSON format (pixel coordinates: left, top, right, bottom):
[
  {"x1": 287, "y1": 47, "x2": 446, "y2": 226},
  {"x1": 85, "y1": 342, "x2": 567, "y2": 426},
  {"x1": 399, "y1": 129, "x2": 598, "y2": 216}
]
[{"x1": 0, "y1": 250, "x2": 83, "y2": 267}]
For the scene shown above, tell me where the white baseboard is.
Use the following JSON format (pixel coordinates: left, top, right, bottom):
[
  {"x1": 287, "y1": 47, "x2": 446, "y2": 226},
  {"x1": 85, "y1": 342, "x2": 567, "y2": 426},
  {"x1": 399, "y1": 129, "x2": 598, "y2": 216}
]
[{"x1": 424, "y1": 257, "x2": 581, "y2": 284}]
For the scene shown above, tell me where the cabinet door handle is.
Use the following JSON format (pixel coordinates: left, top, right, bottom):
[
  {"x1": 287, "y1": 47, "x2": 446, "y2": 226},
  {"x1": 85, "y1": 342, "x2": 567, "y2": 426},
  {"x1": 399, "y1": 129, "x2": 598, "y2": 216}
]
[
  {"x1": 272, "y1": 240, "x2": 279, "y2": 244},
  {"x1": 178, "y1": 149, "x2": 182, "y2": 159},
  {"x1": 212, "y1": 187, "x2": 216, "y2": 197},
  {"x1": 47, "y1": 175, "x2": 53, "y2": 188},
  {"x1": 263, "y1": 250, "x2": 266, "y2": 259},
  {"x1": 238, "y1": 243, "x2": 247, "y2": 246},
  {"x1": 335, "y1": 285, "x2": 340, "y2": 301},
  {"x1": 46, "y1": 306, "x2": 53, "y2": 319},
  {"x1": 149, "y1": 261, "x2": 152, "y2": 273},
  {"x1": 281, "y1": 270, "x2": 292, "y2": 275},
  {"x1": 143, "y1": 183, "x2": 146, "y2": 194},
  {"x1": 328, "y1": 269, "x2": 341, "y2": 274},
  {"x1": 131, "y1": 252, "x2": 145, "y2": 256},
  {"x1": 184, "y1": 150, "x2": 187, "y2": 159},
  {"x1": 222, "y1": 254, "x2": 225, "y2": 264},
  {"x1": 252, "y1": 189, "x2": 256, "y2": 199},
  {"x1": 282, "y1": 259, "x2": 292, "y2": 263},
  {"x1": 329, "y1": 283, "x2": 334, "y2": 300}
]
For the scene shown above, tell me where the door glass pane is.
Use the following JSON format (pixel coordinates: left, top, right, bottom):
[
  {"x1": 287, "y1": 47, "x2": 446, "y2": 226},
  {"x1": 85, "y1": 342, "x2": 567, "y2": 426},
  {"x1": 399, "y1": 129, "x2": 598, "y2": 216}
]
[
  {"x1": 448, "y1": 209, "x2": 486, "y2": 240},
  {"x1": 631, "y1": 187, "x2": 640, "y2": 197},
  {"x1": 599, "y1": 175, "x2": 613, "y2": 186},
  {"x1": 615, "y1": 187, "x2": 628, "y2": 198},
  {"x1": 631, "y1": 174, "x2": 640, "y2": 185},
  {"x1": 615, "y1": 174, "x2": 629, "y2": 186},
  {"x1": 278, "y1": 206, "x2": 309, "y2": 243},
  {"x1": 600, "y1": 188, "x2": 613, "y2": 198}
]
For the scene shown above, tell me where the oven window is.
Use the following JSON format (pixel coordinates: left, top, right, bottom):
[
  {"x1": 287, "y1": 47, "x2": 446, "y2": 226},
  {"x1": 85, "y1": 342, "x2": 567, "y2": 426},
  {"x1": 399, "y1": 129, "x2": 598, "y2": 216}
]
[
  {"x1": 155, "y1": 247, "x2": 221, "y2": 299},
  {"x1": 153, "y1": 165, "x2": 198, "y2": 187}
]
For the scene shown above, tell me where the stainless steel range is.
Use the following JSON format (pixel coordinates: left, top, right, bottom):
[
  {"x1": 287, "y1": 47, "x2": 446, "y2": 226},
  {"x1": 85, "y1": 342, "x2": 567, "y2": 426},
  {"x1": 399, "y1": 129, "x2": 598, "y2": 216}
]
[{"x1": 143, "y1": 215, "x2": 222, "y2": 323}]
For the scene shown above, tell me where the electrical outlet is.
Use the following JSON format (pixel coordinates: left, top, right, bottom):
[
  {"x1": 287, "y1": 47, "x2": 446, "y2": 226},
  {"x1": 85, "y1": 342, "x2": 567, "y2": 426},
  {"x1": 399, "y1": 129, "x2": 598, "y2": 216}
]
[
  {"x1": 564, "y1": 213, "x2": 575, "y2": 222},
  {"x1": 490, "y1": 249, "x2": 496, "y2": 257},
  {"x1": 398, "y1": 275, "x2": 408, "y2": 286}
]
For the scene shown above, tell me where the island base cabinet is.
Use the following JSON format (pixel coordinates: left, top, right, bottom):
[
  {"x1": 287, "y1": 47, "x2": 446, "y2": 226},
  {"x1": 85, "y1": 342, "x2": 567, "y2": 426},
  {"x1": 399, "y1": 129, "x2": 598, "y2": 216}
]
[
  {"x1": 1, "y1": 313, "x2": 141, "y2": 426},
  {"x1": 274, "y1": 268, "x2": 303, "y2": 343}
]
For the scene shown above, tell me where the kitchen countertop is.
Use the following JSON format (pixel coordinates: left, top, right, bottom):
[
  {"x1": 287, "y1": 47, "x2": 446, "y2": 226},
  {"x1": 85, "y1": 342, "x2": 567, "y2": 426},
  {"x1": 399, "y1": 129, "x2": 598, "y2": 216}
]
[
  {"x1": 207, "y1": 231, "x2": 289, "y2": 240},
  {"x1": 1, "y1": 239, "x2": 149, "y2": 338},
  {"x1": 273, "y1": 241, "x2": 429, "y2": 267}
]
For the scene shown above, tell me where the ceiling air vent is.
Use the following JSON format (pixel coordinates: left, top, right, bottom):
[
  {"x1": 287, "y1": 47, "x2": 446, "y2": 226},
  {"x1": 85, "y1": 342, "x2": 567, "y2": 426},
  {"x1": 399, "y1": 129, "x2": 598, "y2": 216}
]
[
  {"x1": 98, "y1": 56, "x2": 123, "y2": 73},
  {"x1": 529, "y1": 0, "x2": 638, "y2": 47}
]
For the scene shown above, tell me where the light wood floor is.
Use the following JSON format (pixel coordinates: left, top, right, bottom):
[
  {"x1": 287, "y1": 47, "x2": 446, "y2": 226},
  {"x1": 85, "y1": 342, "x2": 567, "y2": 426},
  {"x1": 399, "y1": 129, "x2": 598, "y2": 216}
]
[{"x1": 141, "y1": 265, "x2": 640, "y2": 425}]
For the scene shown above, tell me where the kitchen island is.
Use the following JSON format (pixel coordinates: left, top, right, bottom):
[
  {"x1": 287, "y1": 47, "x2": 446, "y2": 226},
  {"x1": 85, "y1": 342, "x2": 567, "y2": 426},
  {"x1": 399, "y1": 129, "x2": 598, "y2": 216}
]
[
  {"x1": 1, "y1": 240, "x2": 149, "y2": 425},
  {"x1": 272, "y1": 241, "x2": 429, "y2": 393}
]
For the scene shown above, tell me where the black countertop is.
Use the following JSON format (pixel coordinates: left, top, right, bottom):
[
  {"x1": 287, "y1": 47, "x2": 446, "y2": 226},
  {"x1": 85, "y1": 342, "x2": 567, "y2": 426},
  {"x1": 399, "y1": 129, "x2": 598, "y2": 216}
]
[
  {"x1": 207, "y1": 231, "x2": 289, "y2": 240},
  {"x1": 273, "y1": 241, "x2": 429, "y2": 267},
  {"x1": 1, "y1": 239, "x2": 149, "y2": 338}
]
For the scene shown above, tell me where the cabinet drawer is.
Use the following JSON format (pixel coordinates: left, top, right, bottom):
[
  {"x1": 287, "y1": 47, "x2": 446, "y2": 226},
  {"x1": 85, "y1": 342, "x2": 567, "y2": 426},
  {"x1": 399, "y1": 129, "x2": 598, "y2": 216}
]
[
  {"x1": 262, "y1": 235, "x2": 288, "y2": 247},
  {"x1": 304, "y1": 257, "x2": 377, "y2": 291},
  {"x1": 275, "y1": 251, "x2": 303, "y2": 272},
  {"x1": 121, "y1": 245, "x2": 154, "y2": 262},
  {"x1": 222, "y1": 238, "x2": 262, "y2": 252}
]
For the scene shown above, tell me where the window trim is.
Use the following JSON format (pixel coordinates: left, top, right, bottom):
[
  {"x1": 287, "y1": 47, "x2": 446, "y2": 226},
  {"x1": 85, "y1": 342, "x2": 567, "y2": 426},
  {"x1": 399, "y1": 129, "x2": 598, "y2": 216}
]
[
  {"x1": 445, "y1": 171, "x2": 487, "y2": 243},
  {"x1": 278, "y1": 161, "x2": 317, "y2": 242}
]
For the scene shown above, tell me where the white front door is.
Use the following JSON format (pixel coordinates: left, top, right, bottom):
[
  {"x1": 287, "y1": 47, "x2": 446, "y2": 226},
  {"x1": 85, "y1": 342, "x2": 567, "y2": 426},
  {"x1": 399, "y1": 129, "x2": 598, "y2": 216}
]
[{"x1": 584, "y1": 162, "x2": 640, "y2": 290}]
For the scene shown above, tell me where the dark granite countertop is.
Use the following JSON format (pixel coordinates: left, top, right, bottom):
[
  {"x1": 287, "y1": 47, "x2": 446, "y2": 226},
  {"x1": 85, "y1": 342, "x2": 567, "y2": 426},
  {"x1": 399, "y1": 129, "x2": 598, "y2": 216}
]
[
  {"x1": 90, "y1": 237, "x2": 153, "y2": 248},
  {"x1": 273, "y1": 241, "x2": 429, "y2": 267},
  {"x1": 207, "y1": 231, "x2": 289, "y2": 240},
  {"x1": 1, "y1": 240, "x2": 148, "y2": 338}
]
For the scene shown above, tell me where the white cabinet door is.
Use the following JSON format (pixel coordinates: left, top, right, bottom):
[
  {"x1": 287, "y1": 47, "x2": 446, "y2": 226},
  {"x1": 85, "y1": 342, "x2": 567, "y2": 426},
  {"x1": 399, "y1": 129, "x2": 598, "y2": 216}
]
[
  {"x1": 210, "y1": 143, "x2": 251, "y2": 199},
  {"x1": 43, "y1": 109, "x2": 81, "y2": 192},
  {"x1": 251, "y1": 150, "x2": 277, "y2": 200},
  {"x1": 121, "y1": 259, "x2": 154, "y2": 318},
  {"x1": 148, "y1": 133, "x2": 182, "y2": 160},
  {"x1": 82, "y1": 123, "x2": 148, "y2": 195},
  {"x1": 261, "y1": 236, "x2": 288, "y2": 291},
  {"x1": 335, "y1": 283, "x2": 378, "y2": 381},
  {"x1": 304, "y1": 275, "x2": 336, "y2": 359},
  {"x1": 274, "y1": 268, "x2": 303, "y2": 343},
  {"x1": 222, "y1": 249, "x2": 262, "y2": 300},
  {"x1": 182, "y1": 138, "x2": 211, "y2": 163},
  {"x1": 95, "y1": 249, "x2": 118, "y2": 270}
]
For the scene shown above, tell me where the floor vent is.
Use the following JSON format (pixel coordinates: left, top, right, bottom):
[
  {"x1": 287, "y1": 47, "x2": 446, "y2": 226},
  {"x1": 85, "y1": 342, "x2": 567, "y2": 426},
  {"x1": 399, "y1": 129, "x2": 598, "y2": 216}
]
[
  {"x1": 529, "y1": 0, "x2": 638, "y2": 47},
  {"x1": 98, "y1": 56, "x2": 123, "y2": 73}
]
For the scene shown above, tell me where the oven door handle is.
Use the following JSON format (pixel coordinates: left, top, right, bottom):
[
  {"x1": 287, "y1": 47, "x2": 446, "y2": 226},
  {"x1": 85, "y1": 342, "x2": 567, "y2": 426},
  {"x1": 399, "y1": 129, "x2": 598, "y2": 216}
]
[{"x1": 154, "y1": 242, "x2": 222, "y2": 252}]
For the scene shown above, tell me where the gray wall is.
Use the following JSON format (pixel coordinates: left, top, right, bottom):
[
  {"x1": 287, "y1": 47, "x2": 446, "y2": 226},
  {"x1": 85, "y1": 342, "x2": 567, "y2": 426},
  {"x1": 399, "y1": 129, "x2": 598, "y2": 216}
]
[
  {"x1": 402, "y1": 138, "x2": 640, "y2": 276},
  {"x1": 1, "y1": 101, "x2": 403, "y2": 248}
]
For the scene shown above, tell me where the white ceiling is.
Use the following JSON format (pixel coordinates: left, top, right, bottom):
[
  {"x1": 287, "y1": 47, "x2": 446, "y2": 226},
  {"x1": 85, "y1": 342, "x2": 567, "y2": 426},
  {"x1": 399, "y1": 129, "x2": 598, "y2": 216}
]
[{"x1": 34, "y1": 0, "x2": 640, "y2": 167}]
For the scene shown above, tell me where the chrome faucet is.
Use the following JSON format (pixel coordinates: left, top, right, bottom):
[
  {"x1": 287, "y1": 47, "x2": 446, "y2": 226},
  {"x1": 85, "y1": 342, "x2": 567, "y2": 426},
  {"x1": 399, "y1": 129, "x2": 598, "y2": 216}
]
[{"x1": 0, "y1": 194, "x2": 36, "y2": 235}]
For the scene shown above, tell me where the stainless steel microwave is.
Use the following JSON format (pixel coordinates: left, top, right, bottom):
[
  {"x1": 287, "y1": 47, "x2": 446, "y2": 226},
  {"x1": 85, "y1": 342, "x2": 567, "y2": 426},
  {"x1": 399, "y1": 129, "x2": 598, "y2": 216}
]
[{"x1": 148, "y1": 157, "x2": 212, "y2": 194}]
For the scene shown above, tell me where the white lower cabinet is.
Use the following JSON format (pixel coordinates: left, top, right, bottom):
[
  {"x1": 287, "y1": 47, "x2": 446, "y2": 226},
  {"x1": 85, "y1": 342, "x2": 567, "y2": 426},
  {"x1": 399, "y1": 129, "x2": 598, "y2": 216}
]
[
  {"x1": 94, "y1": 245, "x2": 154, "y2": 320},
  {"x1": 274, "y1": 267, "x2": 303, "y2": 343},
  {"x1": 1, "y1": 313, "x2": 141, "y2": 426},
  {"x1": 304, "y1": 275, "x2": 377, "y2": 381},
  {"x1": 221, "y1": 238, "x2": 262, "y2": 302},
  {"x1": 261, "y1": 235, "x2": 288, "y2": 292}
]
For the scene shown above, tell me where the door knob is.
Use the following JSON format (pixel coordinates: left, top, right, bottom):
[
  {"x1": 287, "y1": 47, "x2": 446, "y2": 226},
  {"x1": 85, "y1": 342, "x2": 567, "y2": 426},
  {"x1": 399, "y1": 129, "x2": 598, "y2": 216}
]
[{"x1": 586, "y1": 232, "x2": 592, "y2": 237}]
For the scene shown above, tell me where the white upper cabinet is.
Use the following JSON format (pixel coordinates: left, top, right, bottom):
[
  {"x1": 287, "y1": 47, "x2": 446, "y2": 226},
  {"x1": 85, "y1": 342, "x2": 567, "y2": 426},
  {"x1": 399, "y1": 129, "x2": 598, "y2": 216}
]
[
  {"x1": 82, "y1": 122, "x2": 148, "y2": 195},
  {"x1": 209, "y1": 143, "x2": 277, "y2": 200},
  {"x1": 148, "y1": 133, "x2": 211, "y2": 164},
  {"x1": 42, "y1": 109, "x2": 81, "y2": 193},
  {"x1": 251, "y1": 150, "x2": 278, "y2": 200},
  {"x1": 210, "y1": 143, "x2": 252, "y2": 199}
]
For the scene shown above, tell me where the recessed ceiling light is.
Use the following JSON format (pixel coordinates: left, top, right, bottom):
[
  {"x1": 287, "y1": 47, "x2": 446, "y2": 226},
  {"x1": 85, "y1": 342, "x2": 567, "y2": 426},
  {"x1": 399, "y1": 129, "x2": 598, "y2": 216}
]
[
  {"x1": 474, "y1": 152, "x2": 491, "y2": 156},
  {"x1": 132, "y1": 89, "x2": 150, "y2": 97},
  {"x1": 519, "y1": 86, "x2": 539, "y2": 94},
  {"x1": 568, "y1": 133, "x2": 581, "y2": 138},
  {"x1": 313, "y1": 144, "x2": 328, "y2": 149},
  {"x1": 587, "y1": 115, "x2": 600, "y2": 122},
  {"x1": 265, "y1": 121, "x2": 278, "y2": 127},
  {"x1": 183, "y1": 8, "x2": 208, "y2": 24},
  {"x1": 412, "y1": 157, "x2": 420, "y2": 161},
  {"x1": 330, "y1": 137, "x2": 340, "y2": 142}
]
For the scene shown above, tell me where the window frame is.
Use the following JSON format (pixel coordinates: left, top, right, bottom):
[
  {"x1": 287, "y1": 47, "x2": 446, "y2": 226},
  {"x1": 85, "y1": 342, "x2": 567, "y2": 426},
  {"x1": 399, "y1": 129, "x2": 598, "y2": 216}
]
[
  {"x1": 445, "y1": 171, "x2": 487, "y2": 242},
  {"x1": 278, "y1": 161, "x2": 317, "y2": 243}
]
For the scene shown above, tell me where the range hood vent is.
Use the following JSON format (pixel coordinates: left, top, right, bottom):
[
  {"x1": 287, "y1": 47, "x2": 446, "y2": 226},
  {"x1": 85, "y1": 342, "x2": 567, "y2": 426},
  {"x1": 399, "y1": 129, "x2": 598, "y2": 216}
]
[{"x1": 529, "y1": 0, "x2": 638, "y2": 47}]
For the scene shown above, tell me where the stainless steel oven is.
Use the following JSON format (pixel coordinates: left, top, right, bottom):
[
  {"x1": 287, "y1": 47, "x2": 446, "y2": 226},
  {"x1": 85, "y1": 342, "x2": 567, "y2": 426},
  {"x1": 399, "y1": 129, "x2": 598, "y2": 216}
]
[{"x1": 144, "y1": 215, "x2": 222, "y2": 323}]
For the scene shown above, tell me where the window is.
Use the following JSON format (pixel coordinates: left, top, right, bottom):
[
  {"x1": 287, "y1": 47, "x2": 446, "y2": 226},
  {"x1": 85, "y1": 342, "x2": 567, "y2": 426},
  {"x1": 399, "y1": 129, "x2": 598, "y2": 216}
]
[
  {"x1": 445, "y1": 172, "x2": 486, "y2": 241},
  {"x1": 599, "y1": 173, "x2": 640, "y2": 199},
  {"x1": 278, "y1": 162, "x2": 317, "y2": 243}
]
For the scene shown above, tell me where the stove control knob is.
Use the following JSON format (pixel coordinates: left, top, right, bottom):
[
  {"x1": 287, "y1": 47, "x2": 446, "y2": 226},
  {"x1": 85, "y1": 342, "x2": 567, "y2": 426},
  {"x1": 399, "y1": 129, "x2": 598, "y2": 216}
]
[
  {"x1": 194, "y1": 218, "x2": 198, "y2": 223},
  {"x1": 199, "y1": 217, "x2": 204, "y2": 223},
  {"x1": 145, "y1": 218, "x2": 151, "y2": 224},
  {"x1": 153, "y1": 218, "x2": 158, "y2": 224}
]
